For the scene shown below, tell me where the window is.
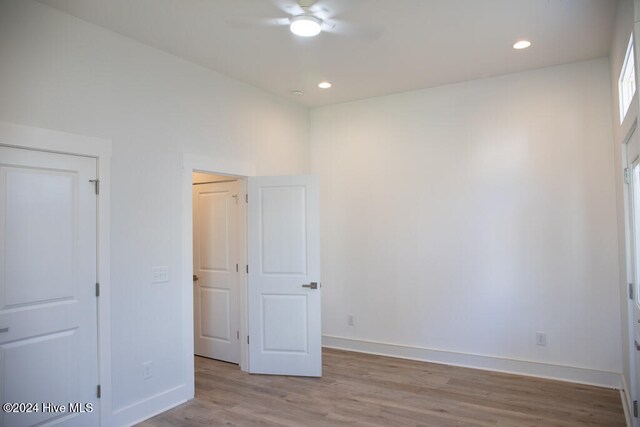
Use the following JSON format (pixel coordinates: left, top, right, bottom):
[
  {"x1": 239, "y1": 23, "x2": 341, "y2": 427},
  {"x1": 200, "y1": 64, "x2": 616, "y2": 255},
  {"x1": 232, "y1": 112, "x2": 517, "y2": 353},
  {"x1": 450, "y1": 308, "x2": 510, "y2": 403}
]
[{"x1": 619, "y1": 34, "x2": 637, "y2": 123}]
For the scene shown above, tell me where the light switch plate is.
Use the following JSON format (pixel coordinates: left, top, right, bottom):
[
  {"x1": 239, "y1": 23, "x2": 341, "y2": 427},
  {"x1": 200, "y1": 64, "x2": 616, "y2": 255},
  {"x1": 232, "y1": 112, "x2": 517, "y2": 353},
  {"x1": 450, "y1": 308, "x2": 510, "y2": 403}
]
[{"x1": 152, "y1": 266, "x2": 169, "y2": 283}]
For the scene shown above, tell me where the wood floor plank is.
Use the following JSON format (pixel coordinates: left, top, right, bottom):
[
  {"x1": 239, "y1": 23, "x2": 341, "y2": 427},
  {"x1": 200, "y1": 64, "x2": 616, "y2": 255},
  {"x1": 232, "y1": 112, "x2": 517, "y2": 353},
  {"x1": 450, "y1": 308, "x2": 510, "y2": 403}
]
[{"x1": 138, "y1": 348, "x2": 625, "y2": 426}]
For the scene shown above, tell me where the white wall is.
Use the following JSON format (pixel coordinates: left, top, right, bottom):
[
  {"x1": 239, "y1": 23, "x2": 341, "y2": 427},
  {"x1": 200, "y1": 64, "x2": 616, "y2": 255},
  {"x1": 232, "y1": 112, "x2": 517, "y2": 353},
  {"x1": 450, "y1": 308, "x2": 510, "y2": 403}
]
[
  {"x1": 311, "y1": 58, "x2": 622, "y2": 385},
  {"x1": 0, "y1": 0, "x2": 309, "y2": 424}
]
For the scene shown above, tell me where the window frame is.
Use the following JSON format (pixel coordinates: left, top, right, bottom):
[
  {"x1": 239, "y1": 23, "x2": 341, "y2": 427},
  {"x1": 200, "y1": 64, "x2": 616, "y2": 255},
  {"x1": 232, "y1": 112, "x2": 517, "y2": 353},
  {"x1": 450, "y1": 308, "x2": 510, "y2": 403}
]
[{"x1": 619, "y1": 34, "x2": 637, "y2": 124}]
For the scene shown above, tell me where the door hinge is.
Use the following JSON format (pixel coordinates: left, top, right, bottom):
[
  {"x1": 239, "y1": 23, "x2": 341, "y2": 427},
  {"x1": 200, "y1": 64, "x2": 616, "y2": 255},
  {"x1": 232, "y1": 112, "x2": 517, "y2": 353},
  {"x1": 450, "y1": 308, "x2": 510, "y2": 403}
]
[
  {"x1": 247, "y1": 335, "x2": 250, "y2": 344},
  {"x1": 236, "y1": 263, "x2": 238, "y2": 272},
  {"x1": 246, "y1": 265, "x2": 249, "y2": 274},
  {"x1": 630, "y1": 283, "x2": 634, "y2": 300},
  {"x1": 236, "y1": 331, "x2": 239, "y2": 340},
  {"x1": 97, "y1": 385, "x2": 101, "y2": 399},
  {"x1": 634, "y1": 400, "x2": 638, "y2": 417},
  {"x1": 89, "y1": 179, "x2": 100, "y2": 195},
  {"x1": 245, "y1": 194, "x2": 248, "y2": 203},
  {"x1": 625, "y1": 168, "x2": 630, "y2": 185},
  {"x1": 96, "y1": 283, "x2": 100, "y2": 297}
]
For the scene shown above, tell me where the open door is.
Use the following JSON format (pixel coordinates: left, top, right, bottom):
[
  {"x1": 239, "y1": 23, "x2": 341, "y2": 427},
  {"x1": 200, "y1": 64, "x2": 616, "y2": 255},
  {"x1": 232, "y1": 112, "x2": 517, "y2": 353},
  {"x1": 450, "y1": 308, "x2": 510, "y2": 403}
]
[{"x1": 247, "y1": 175, "x2": 321, "y2": 376}]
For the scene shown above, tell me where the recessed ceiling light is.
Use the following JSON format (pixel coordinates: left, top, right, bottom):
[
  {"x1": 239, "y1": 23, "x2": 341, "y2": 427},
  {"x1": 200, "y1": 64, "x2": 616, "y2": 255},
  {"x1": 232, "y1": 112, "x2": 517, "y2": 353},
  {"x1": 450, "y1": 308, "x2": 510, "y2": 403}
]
[
  {"x1": 318, "y1": 81, "x2": 332, "y2": 89},
  {"x1": 290, "y1": 90, "x2": 303, "y2": 96},
  {"x1": 290, "y1": 16, "x2": 322, "y2": 37},
  {"x1": 513, "y1": 40, "x2": 532, "y2": 50}
]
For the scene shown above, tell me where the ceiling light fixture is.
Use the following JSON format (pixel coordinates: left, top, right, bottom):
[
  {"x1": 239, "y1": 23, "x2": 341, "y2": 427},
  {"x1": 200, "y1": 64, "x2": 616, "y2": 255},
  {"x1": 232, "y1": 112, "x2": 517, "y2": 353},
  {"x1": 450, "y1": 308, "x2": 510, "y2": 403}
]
[
  {"x1": 318, "y1": 81, "x2": 332, "y2": 89},
  {"x1": 290, "y1": 16, "x2": 322, "y2": 37},
  {"x1": 513, "y1": 40, "x2": 532, "y2": 50}
]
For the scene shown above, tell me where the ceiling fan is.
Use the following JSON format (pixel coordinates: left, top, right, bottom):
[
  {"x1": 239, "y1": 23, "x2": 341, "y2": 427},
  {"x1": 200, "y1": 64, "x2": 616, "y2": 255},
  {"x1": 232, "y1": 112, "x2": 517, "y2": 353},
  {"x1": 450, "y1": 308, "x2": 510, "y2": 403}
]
[{"x1": 225, "y1": 0, "x2": 383, "y2": 41}]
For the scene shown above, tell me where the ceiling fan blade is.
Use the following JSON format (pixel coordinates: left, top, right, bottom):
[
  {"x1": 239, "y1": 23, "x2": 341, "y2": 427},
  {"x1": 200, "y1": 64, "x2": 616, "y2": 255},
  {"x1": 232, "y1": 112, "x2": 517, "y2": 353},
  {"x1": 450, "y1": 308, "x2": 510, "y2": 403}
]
[
  {"x1": 272, "y1": 0, "x2": 305, "y2": 17},
  {"x1": 224, "y1": 16, "x2": 290, "y2": 29},
  {"x1": 309, "y1": 0, "x2": 371, "y2": 20},
  {"x1": 307, "y1": 4, "x2": 331, "y2": 21}
]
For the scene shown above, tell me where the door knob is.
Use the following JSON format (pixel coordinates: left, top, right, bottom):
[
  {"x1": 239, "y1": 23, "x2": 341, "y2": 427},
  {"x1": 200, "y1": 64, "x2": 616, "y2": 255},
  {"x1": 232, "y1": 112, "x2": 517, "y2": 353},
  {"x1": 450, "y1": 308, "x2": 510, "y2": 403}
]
[
  {"x1": 635, "y1": 340, "x2": 640, "y2": 351},
  {"x1": 193, "y1": 275, "x2": 199, "y2": 282},
  {"x1": 302, "y1": 282, "x2": 319, "y2": 289}
]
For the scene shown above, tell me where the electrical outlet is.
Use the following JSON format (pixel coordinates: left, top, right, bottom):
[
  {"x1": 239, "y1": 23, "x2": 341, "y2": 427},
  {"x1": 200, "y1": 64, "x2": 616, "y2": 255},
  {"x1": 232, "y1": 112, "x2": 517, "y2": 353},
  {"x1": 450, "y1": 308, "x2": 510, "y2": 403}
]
[
  {"x1": 143, "y1": 361, "x2": 153, "y2": 379},
  {"x1": 347, "y1": 314, "x2": 355, "y2": 326},
  {"x1": 536, "y1": 332, "x2": 547, "y2": 346},
  {"x1": 151, "y1": 266, "x2": 169, "y2": 283}
]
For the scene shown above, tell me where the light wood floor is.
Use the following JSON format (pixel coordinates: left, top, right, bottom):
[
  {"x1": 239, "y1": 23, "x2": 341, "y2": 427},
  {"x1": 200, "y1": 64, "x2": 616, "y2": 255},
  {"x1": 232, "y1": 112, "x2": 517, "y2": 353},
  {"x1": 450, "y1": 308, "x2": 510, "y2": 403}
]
[{"x1": 138, "y1": 348, "x2": 625, "y2": 426}]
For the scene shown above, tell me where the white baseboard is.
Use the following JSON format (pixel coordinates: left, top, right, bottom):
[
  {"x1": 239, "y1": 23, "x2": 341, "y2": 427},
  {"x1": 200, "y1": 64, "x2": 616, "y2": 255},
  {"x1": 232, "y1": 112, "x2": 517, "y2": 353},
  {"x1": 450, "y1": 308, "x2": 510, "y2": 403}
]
[
  {"x1": 111, "y1": 384, "x2": 192, "y2": 426},
  {"x1": 323, "y1": 335, "x2": 622, "y2": 389}
]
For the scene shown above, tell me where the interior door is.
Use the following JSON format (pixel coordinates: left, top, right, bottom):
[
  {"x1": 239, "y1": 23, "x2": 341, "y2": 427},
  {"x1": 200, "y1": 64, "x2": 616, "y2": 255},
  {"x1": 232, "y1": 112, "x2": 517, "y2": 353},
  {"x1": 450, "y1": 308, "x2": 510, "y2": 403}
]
[
  {"x1": 0, "y1": 146, "x2": 99, "y2": 426},
  {"x1": 247, "y1": 175, "x2": 321, "y2": 376},
  {"x1": 627, "y1": 127, "x2": 640, "y2": 425},
  {"x1": 193, "y1": 180, "x2": 241, "y2": 364}
]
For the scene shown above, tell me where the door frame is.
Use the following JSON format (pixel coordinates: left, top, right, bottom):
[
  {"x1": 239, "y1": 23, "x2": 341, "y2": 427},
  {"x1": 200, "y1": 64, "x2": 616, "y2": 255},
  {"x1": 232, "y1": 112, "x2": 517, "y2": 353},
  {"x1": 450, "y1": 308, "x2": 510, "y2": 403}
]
[
  {"x1": 623, "y1": 119, "x2": 640, "y2": 427},
  {"x1": 182, "y1": 154, "x2": 254, "y2": 396},
  {"x1": 0, "y1": 121, "x2": 112, "y2": 426}
]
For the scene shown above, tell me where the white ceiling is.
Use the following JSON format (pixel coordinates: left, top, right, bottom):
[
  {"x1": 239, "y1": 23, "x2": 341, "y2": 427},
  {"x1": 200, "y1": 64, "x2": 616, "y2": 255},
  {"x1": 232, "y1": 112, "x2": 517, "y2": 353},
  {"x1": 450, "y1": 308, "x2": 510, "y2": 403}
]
[{"x1": 38, "y1": 0, "x2": 617, "y2": 107}]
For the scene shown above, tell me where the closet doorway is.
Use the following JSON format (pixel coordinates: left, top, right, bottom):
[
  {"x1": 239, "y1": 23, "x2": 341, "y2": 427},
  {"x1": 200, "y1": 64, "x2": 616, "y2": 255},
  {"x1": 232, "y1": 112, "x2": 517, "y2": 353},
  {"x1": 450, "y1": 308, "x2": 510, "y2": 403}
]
[{"x1": 192, "y1": 172, "x2": 244, "y2": 364}]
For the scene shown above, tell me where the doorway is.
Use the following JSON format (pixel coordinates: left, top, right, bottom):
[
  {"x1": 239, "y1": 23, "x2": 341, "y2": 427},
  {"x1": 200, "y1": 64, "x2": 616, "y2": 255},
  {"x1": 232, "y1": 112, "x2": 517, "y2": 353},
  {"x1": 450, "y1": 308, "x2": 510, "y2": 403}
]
[
  {"x1": 625, "y1": 123, "x2": 640, "y2": 426},
  {"x1": 192, "y1": 172, "x2": 245, "y2": 365},
  {"x1": 181, "y1": 154, "x2": 322, "y2": 395}
]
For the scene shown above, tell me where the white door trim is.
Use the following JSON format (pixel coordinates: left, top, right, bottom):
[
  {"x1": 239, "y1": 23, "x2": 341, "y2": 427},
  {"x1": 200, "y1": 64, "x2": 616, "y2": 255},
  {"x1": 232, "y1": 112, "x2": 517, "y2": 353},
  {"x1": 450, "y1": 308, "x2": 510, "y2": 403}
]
[
  {"x1": 0, "y1": 121, "x2": 112, "y2": 427},
  {"x1": 623, "y1": 120, "x2": 640, "y2": 427},
  {"x1": 182, "y1": 154, "x2": 255, "y2": 397}
]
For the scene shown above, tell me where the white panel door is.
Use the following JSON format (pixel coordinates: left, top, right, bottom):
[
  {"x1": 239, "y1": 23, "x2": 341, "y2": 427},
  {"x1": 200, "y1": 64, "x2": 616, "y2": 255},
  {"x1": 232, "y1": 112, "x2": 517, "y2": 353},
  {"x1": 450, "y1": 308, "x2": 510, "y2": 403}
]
[
  {"x1": 193, "y1": 180, "x2": 240, "y2": 363},
  {"x1": 0, "y1": 146, "x2": 99, "y2": 426},
  {"x1": 247, "y1": 175, "x2": 321, "y2": 376}
]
